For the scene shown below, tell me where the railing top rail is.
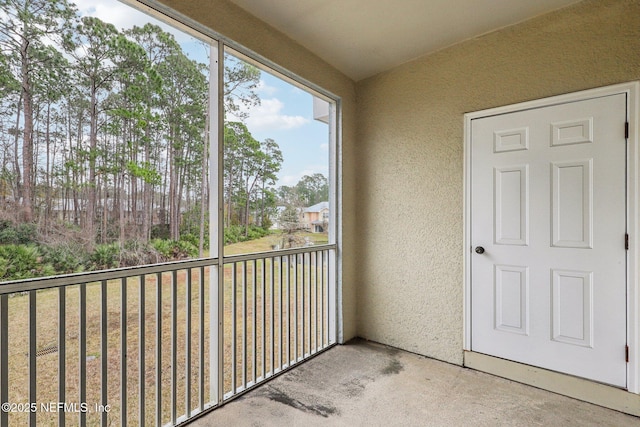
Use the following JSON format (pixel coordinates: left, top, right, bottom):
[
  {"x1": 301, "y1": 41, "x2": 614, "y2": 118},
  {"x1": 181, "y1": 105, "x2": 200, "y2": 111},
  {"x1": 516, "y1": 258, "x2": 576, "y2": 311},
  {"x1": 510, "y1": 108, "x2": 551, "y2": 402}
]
[
  {"x1": 0, "y1": 257, "x2": 219, "y2": 295},
  {"x1": 0, "y1": 244, "x2": 336, "y2": 295},
  {"x1": 223, "y1": 244, "x2": 336, "y2": 264}
]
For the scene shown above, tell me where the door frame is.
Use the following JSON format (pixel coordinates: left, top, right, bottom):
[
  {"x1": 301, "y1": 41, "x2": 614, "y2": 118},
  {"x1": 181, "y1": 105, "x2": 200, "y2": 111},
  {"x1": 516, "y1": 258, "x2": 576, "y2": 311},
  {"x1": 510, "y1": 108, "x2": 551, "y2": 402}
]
[{"x1": 463, "y1": 81, "x2": 640, "y2": 394}]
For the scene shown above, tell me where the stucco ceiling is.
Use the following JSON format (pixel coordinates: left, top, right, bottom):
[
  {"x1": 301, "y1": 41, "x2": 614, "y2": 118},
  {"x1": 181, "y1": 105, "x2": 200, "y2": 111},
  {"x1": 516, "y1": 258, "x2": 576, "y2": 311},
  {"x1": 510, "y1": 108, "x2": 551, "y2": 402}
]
[{"x1": 227, "y1": 0, "x2": 581, "y2": 81}]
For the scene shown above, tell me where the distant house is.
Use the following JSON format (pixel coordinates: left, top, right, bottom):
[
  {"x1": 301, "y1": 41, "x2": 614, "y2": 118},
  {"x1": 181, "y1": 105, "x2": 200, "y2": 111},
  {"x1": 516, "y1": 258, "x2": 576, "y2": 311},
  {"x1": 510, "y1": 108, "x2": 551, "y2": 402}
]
[
  {"x1": 302, "y1": 201, "x2": 329, "y2": 233},
  {"x1": 49, "y1": 198, "x2": 84, "y2": 222}
]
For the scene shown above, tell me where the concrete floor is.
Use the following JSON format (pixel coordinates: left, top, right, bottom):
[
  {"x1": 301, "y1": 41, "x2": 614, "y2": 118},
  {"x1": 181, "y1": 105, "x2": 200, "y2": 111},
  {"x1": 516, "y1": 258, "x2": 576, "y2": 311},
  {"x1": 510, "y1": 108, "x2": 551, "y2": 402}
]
[{"x1": 189, "y1": 339, "x2": 640, "y2": 426}]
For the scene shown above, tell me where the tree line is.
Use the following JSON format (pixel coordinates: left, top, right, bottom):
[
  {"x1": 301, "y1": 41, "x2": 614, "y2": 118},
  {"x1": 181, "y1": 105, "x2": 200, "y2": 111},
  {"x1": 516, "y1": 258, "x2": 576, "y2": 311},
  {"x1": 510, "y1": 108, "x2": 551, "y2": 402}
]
[{"x1": 0, "y1": 0, "x2": 288, "y2": 255}]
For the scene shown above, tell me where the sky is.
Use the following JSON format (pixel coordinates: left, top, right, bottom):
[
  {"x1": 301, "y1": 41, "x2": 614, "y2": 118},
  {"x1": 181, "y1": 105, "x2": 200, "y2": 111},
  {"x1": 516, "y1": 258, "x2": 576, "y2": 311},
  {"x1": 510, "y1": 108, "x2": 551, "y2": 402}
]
[{"x1": 78, "y1": 0, "x2": 330, "y2": 188}]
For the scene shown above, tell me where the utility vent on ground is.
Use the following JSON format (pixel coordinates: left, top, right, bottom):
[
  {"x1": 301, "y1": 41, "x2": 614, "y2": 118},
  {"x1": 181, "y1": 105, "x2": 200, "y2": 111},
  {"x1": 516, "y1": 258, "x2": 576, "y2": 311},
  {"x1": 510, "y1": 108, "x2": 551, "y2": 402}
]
[{"x1": 35, "y1": 345, "x2": 58, "y2": 357}]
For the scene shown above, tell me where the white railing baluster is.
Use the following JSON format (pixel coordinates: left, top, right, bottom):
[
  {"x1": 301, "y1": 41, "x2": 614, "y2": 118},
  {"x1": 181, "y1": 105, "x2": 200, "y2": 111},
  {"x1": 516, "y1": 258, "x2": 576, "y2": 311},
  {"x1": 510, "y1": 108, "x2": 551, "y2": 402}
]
[
  {"x1": 242, "y1": 261, "x2": 247, "y2": 389},
  {"x1": 269, "y1": 257, "x2": 274, "y2": 376},
  {"x1": 320, "y1": 250, "x2": 325, "y2": 348},
  {"x1": 79, "y1": 284, "x2": 86, "y2": 427},
  {"x1": 278, "y1": 256, "x2": 283, "y2": 371},
  {"x1": 293, "y1": 254, "x2": 298, "y2": 365},
  {"x1": 252, "y1": 260, "x2": 257, "y2": 385},
  {"x1": 100, "y1": 280, "x2": 108, "y2": 427},
  {"x1": 121, "y1": 277, "x2": 128, "y2": 427},
  {"x1": 314, "y1": 251, "x2": 319, "y2": 353},
  {"x1": 286, "y1": 255, "x2": 290, "y2": 368},
  {"x1": 29, "y1": 291, "x2": 36, "y2": 427},
  {"x1": 0, "y1": 294, "x2": 8, "y2": 427},
  {"x1": 262, "y1": 258, "x2": 267, "y2": 379},
  {"x1": 171, "y1": 270, "x2": 177, "y2": 425},
  {"x1": 155, "y1": 272, "x2": 162, "y2": 427},
  {"x1": 139, "y1": 275, "x2": 146, "y2": 426},
  {"x1": 59, "y1": 287, "x2": 66, "y2": 427},
  {"x1": 328, "y1": 249, "x2": 336, "y2": 345},
  {"x1": 231, "y1": 263, "x2": 236, "y2": 394},
  {"x1": 301, "y1": 253, "x2": 305, "y2": 359},
  {"x1": 185, "y1": 268, "x2": 192, "y2": 419},
  {"x1": 308, "y1": 253, "x2": 312, "y2": 355},
  {"x1": 199, "y1": 266, "x2": 205, "y2": 411}
]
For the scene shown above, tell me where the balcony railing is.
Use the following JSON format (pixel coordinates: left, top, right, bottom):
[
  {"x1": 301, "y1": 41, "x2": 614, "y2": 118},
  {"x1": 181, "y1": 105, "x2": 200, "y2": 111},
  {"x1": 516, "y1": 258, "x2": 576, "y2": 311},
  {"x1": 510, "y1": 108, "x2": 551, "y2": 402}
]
[{"x1": 0, "y1": 245, "x2": 336, "y2": 426}]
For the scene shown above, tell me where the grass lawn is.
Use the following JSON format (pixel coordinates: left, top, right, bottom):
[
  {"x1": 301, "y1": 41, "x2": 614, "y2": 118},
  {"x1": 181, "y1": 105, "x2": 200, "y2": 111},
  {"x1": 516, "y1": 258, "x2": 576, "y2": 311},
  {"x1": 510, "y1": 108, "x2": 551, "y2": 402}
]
[
  {"x1": 2, "y1": 234, "x2": 331, "y2": 426},
  {"x1": 224, "y1": 231, "x2": 329, "y2": 255}
]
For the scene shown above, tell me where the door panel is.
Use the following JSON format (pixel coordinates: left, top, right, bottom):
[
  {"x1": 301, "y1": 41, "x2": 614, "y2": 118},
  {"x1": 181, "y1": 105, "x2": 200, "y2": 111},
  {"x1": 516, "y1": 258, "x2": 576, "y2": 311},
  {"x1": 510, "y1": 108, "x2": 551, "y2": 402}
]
[
  {"x1": 551, "y1": 269, "x2": 592, "y2": 347},
  {"x1": 470, "y1": 94, "x2": 627, "y2": 387},
  {"x1": 494, "y1": 264, "x2": 529, "y2": 335},
  {"x1": 495, "y1": 165, "x2": 528, "y2": 245},
  {"x1": 551, "y1": 159, "x2": 592, "y2": 248}
]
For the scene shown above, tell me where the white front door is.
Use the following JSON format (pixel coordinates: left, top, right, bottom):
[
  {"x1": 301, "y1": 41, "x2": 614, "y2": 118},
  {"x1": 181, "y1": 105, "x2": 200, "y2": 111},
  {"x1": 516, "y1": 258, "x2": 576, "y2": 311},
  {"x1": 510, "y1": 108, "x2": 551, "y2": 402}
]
[{"x1": 470, "y1": 93, "x2": 627, "y2": 387}]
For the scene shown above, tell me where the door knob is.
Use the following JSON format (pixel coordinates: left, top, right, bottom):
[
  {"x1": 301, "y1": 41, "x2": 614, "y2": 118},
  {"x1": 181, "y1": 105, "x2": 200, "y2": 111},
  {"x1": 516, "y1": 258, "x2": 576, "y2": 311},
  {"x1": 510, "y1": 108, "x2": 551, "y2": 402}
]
[{"x1": 475, "y1": 246, "x2": 485, "y2": 254}]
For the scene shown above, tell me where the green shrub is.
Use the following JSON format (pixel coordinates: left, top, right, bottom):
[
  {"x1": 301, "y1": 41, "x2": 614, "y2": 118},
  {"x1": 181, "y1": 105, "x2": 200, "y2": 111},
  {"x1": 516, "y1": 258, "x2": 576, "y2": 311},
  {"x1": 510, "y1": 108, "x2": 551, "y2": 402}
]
[
  {"x1": 0, "y1": 257, "x2": 8, "y2": 279},
  {"x1": 0, "y1": 228, "x2": 19, "y2": 245},
  {"x1": 150, "y1": 239, "x2": 174, "y2": 259},
  {"x1": 261, "y1": 217, "x2": 273, "y2": 230},
  {"x1": 0, "y1": 222, "x2": 38, "y2": 245},
  {"x1": 176, "y1": 239, "x2": 198, "y2": 258},
  {"x1": 41, "y1": 243, "x2": 88, "y2": 274},
  {"x1": 224, "y1": 225, "x2": 242, "y2": 244},
  {"x1": 119, "y1": 240, "x2": 160, "y2": 267},
  {"x1": 180, "y1": 233, "x2": 209, "y2": 250},
  {"x1": 224, "y1": 225, "x2": 271, "y2": 245},
  {"x1": 90, "y1": 243, "x2": 120, "y2": 270},
  {"x1": 180, "y1": 206, "x2": 209, "y2": 241},
  {"x1": 150, "y1": 239, "x2": 197, "y2": 260},
  {"x1": 0, "y1": 244, "x2": 54, "y2": 281},
  {"x1": 247, "y1": 226, "x2": 270, "y2": 240},
  {"x1": 150, "y1": 224, "x2": 170, "y2": 239}
]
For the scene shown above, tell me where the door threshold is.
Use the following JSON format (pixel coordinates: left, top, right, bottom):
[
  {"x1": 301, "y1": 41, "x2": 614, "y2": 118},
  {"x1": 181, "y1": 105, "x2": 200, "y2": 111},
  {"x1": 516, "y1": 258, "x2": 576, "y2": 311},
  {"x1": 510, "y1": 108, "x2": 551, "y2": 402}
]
[{"x1": 464, "y1": 350, "x2": 639, "y2": 417}]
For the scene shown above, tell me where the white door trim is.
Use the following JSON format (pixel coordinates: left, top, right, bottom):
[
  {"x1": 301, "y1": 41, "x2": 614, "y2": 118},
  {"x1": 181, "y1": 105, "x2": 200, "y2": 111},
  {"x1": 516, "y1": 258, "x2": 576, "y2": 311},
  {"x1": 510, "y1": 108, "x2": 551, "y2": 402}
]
[{"x1": 463, "y1": 81, "x2": 640, "y2": 394}]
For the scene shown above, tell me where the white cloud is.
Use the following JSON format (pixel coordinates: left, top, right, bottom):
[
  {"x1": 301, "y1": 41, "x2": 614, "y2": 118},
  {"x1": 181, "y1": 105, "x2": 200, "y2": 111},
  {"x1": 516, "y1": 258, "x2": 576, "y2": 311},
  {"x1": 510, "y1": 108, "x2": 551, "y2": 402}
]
[
  {"x1": 320, "y1": 143, "x2": 329, "y2": 151},
  {"x1": 256, "y1": 79, "x2": 278, "y2": 96},
  {"x1": 280, "y1": 166, "x2": 328, "y2": 186},
  {"x1": 280, "y1": 175, "x2": 300, "y2": 186},
  {"x1": 78, "y1": 0, "x2": 197, "y2": 44},
  {"x1": 78, "y1": 0, "x2": 144, "y2": 30},
  {"x1": 244, "y1": 98, "x2": 309, "y2": 131}
]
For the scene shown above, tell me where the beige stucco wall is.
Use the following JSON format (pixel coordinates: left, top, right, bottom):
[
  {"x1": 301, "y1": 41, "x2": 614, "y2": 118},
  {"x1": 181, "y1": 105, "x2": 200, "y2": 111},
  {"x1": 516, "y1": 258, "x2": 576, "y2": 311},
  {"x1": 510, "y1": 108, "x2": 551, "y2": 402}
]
[
  {"x1": 355, "y1": 0, "x2": 640, "y2": 365},
  {"x1": 154, "y1": 0, "x2": 358, "y2": 341},
  {"x1": 149, "y1": 0, "x2": 640, "y2": 365}
]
